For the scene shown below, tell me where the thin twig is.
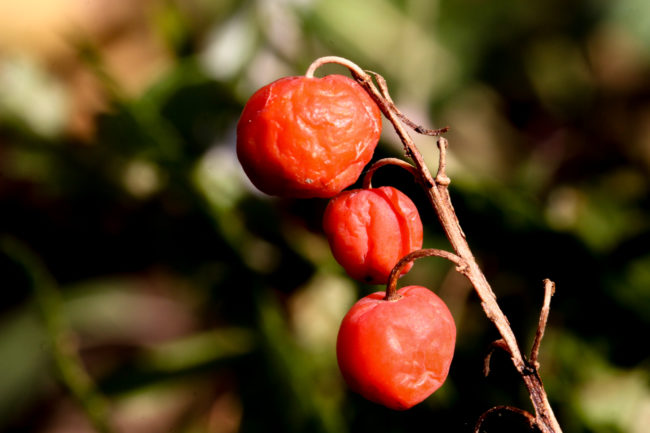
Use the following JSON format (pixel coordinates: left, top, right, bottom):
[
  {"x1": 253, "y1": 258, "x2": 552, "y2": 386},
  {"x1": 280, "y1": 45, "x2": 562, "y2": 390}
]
[
  {"x1": 530, "y1": 279, "x2": 555, "y2": 369},
  {"x1": 435, "y1": 137, "x2": 451, "y2": 186},
  {"x1": 368, "y1": 71, "x2": 449, "y2": 136}
]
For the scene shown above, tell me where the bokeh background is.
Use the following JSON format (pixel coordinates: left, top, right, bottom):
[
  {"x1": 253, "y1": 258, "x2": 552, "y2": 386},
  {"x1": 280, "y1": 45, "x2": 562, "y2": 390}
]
[{"x1": 1, "y1": 1, "x2": 649, "y2": 432}]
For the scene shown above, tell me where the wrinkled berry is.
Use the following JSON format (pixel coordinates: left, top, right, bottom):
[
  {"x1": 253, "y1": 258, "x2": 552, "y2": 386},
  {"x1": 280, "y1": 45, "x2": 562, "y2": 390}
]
[
  {"x1": 337, "y1": 285, "x2": 456, "y2": 410},
  {"x1": 237, "y1": 75, "x2": 381, "y2": 198},
  {"x1": 323, "y1": 186, "x2": 423, "y2": 284}
]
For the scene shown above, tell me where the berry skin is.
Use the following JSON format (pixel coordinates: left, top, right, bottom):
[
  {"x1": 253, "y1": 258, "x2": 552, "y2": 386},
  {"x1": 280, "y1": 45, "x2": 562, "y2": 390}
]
[
  {"x1": 322, "y1": 186, "x2": 423, "y2": 284},
  {"x1": 336, "y1": 285, "x2": 456, "y2": 410},
  {"x1": 236, "y1": 74, "x2": 382, "y2": 198}
]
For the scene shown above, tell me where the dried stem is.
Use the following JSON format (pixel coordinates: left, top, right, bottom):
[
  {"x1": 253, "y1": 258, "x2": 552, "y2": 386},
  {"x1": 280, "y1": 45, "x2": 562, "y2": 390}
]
[
  {"x1": 483, "y1": 338, "x2": 509, "y2": 377},
  {"x1": 305, "y1": 56, "x2": 366, "y2": 79},
  {"x1": 362, "y1": 158, "x2": 418, "y2": 189},
  {"x1": 530, "y1": 279, "x2": 555, "y2": 369},
  {"x1": 474, "y1": 406, "x2": 538, "y2": 433},
  {"x1": 368, "y1": 71, "x2": 449, "y2": 137},
  {"x1": 306, "y1": 56, "x2": 562, "y2": 433},
  {"x1": 435, "y1": 137, "x2": 451, "y2": 186},
  {"x1": 384, "y1": 248, "x2": 466, "y2": 301}
]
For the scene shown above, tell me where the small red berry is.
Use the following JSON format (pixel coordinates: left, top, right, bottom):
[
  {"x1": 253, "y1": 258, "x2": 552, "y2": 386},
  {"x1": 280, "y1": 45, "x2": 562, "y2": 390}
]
[
  {"x1": 322, "y1": 186, "x2": 423, "y2": 284},
  {"x1": 336, "y1": 285, "x2": 456, "y2": 410},
  {"x1": 236, "y1": 74, "x2": 382, "y2": 198}
]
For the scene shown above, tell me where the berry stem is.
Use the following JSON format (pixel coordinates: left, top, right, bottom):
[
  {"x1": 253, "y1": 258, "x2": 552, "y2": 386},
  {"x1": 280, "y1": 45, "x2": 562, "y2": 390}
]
[
  {"x1": 474, "y1": 405, "x2": 537, "y2": 432},
  {"x1": 308, "y1": 56, "x2": 563, "y2": 433},
  {"x1": 305, "y1": 56, "x2": 366, "y2": 79},
  {"x1": 384, "y1": 248, "x2": 466, "y2": 301},
  {"x1": 362, "y1": 158, "x2": 418, "y2": 189}
]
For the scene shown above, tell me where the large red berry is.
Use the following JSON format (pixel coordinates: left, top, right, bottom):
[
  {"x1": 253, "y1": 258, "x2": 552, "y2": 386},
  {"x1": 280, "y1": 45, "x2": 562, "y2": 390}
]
[
  {"x1": 236, "y1": 74, "x2": 382, "y2": 198},
  {"x1": 336, "y1": 286, "x2": 456, "y2": 410},
  {"x1": 322, "y1": 186, "x2": 423, "y2": 284}
]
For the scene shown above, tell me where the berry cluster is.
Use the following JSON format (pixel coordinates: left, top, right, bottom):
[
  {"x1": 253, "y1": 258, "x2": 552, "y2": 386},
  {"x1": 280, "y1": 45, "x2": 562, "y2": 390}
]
[{"x1": 237, "y1": 71, "x2": 455, "y2": 410}]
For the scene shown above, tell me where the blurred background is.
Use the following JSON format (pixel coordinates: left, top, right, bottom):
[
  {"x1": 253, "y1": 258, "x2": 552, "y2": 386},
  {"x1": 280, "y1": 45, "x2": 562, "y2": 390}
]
[{"x1": 1, "y1": 0, "x2": 649, "y2": 432}]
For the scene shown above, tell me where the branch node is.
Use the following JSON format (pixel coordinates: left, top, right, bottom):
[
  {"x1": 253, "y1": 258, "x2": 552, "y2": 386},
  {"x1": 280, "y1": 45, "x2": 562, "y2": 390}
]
[
  {"x1": 522, "y1": 358, "x2": 538, "y2": 376},
  {"x1": 454, "y1": 261, "x2": 469, "y2": 275},
  {"x1": 436, "y1": 174, "x2": 451, "y2": 186}
]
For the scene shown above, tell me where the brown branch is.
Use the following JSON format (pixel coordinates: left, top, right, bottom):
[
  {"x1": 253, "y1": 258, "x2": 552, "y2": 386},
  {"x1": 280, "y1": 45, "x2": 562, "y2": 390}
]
[{"x1": 305, "y1": 57, "x2": 562, "y2": 433}]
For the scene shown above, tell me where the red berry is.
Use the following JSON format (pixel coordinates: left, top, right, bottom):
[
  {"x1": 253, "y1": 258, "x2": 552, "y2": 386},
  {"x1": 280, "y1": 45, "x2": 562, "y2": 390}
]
[
  {"x1": 236, "y1": 75, "x2": 382, "y2": 198},
  {"x1": 322, "y1": 186, "x2": 423, "y2": 284},
  {"x1": 336, "y1": 285, "x2": 456, "y2": 410}
]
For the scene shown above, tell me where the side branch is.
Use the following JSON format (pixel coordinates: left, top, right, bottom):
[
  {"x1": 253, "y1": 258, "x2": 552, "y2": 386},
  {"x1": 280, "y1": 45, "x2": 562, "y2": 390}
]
[
  {"x1": 368, "y1": 71, "x2": 449, "y2": 136},
  {"x1": 530, "y1": 279, "x2": 555, "y2": 369}
]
